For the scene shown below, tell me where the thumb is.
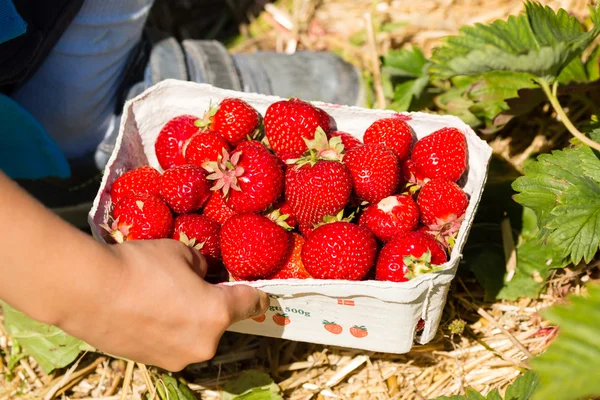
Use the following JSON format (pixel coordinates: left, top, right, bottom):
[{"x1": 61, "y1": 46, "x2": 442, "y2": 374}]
[{"x1": 216, "y1": 284, "x2": 270, "y2": 324}]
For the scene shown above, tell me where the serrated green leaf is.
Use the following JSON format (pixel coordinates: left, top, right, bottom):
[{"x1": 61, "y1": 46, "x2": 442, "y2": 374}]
[
  {"x1": 389, "y1": 76, "x2": 431, "y2": 111},
  {"x1": 435, "y1": 88, "x2": 481, "y2": 127},
  {"x1": 221, "y1": 370, "x2": 282, "y2": 400},
  {"x1": 155, "y1": 374, "x2": 197, "y2": 400},
  {"x1": 585, "y1": 45, "x2": 600, "y2": 81},
  {"x1": 532, "y1": 284, "x2": 600, "y2": 400},
  {"x1": 383, "y1": 46, "x2": 429, "y2": 78},
  {"x1": 432, "y1": 372, "x2": 540, "y2": 400},
  {"x1": 430, "y1": 2, "x2": 600, "y2": 81},
  {"x1": 556, "y1": 56, "x2": 589, "y2": 83},
  {"x1": 1, "y1": 302, "x2": 93, "y2": 374}
]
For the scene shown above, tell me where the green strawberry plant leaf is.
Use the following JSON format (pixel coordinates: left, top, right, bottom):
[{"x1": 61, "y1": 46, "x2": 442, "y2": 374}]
[
  {"x1": 221, "y1": 370, "x2": 283, "y2": 400},
  {"x1": 154, "y1": 374, "x2": 197, "y2": 400},
  {"x1": 382, "y1": 46, "x2": 432, "y2": 111},
  {"x1": 431, "y1": 371, "x2": 540, "y2": 400},
  {"x1": 531, "y1": 284, "x2": 600, "y2": 400},
  {"x1": 512, "y1": 143, "x2": 600, "y2": 265},
  {"x1": 1, "y1": 302, "x2": 94, "y2": 374},
  {"x1": 430, "y1": 1, "x2": 600, "y2": 82}
]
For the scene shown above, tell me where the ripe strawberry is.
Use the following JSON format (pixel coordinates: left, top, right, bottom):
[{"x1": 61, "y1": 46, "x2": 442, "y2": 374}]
[
  {"x1": 220, "y1": 213, "x2": 292, "y2": 280},
  {"x1": 264, "y1": 98, "x2": 333, "y2": 156},
  {"x1": 411, "y1": 127, "x2": 467, "y2": 182},
  {"x1": 172, "y1": 214, "x2": 221, "y2": 268},
  {"x1": 323, "y1": 321, "x2": 343, "y2": 334},
  {"x1": 268, "y1": 233, "x2": 311, "y2": 279},
  {"x1": 375, "y1": 231, "x2": 447, "y2": 283},
  {"x1": 184, "y1": 132, "x2": 231, "y2": 168},
  {"x1": 350, "y1": 325, "x2": 368, "y2": 338},
  {"x1": 202, "y1": 191, "x2": 237, "y2": 225},
  {"x1": 102, "y1": 193, "x2": 173, "y2": 242},
  {"x1": 159, "y1": 164, "x2": 211, "y2": 214},
  {"x1": 155, "y1": 115, "x2": 200, "y2": 169},
  {"x1": 359, "y1": 194, "x2": 420, "y2": 242},
  {"x1": 273, "y1": 313, "x2": 291, "y2": 326},
  {"x1": 343, "y1": 143, "x2": 400, "y2": 204},
  {"x1": 110, "y1": 166, "x2": 161, "y2": 205},
  {"x1": 402, "y1": 158, "x2": 429, "y2": 189},
  {"x1": 270, "y1": 199, "x2": 299, "y2": 229},
  {"x1": 285, "y1": 130, "x2": 352, "y2": 231},
  {"x1": 417, "y1": 179, "x2": 469, "y2": 246},
  {"x1": 329, "y1": 131, "x2": 362, "y2": 151},
  {"x1": 363, "y1": 118, "x2": 414, "y2": 160},
  {"x1": 301, "y1": 221, "x2": 377, "y2": 280},
  {"x1": 205, "y1": 141, "x2": 284, "y2": 214},
  {"x1": 197, "y1": 98, "x2": 262, "y2": 146}
]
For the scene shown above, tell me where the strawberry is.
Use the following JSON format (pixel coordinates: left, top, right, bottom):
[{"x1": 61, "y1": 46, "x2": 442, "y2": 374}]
[
  {"x1": 329, "y1": 131, "x2": 362, "y2": 151},
  {"x1": 363, "y1": 118, "x2": 414, "y2": 160},
  {"x1": 110, "y1": 166, "x2": 161, "y2": 205},
  {"x1": 323, "y1": 321, "x2": 343, "y2": 334},
  {"x1": 159, "y1": 164, "x2": 211, "y2": 214},
  {"x1": 271, "y1": 199, "x2": 299, "y2": 229},
  {"x1": 375, "y1": 231, "x2": 447, "y2": 282},
  {"x1": 264, "y1": 98, "x2": 333, "y2": 156},
  {"x1": 301, "y1": 221, "x2": 377, "y2": 280},
  {"x1": 155, "y1": 115, "x2": 200, "y2": 169},
  {"x1": 284, "y1": 130, "x2": 352, "y2": 231},
  {"x1": 273, "y1": 313, "x2": 291, "y2": 326},
  {"x1": 268, "y1": 233, "x2": 311, "y2": 279},
  {"x1": 196, "y1": 98, "x2": 262, "y2": 146},
  {"x1": 220, "y1": 213, "x2": 292, "y2": 280},
  {"x1": 205, "y1": 141, "x2": 284, "y2": 214},
  {"x1": 343, "y1": 143, "x2": 400, "y2": 204},
  {"x1": 184, "y1": 132, "x2": 231, "y2": 168},
  {"x1": 202, "y1": 191, "x2": 237, "y2": 225},
  {"x1": 349, "y1": 325, "x2": 368, "y2": 338},
  {"x1": 417, "y1": 179, "x2": 469, "y2": 246},
  {"x1": 103, "y1": 193, "x2": 173, "y2": 242},
  {"x1": 411, "y1": 127, "x2": 467, "y2": 182},
  {"x1": 358, "y1": 194, "x2": 420, "y2": 242},
  {"x1": 172, "y1": 214, "x2": 221, "y2": 268},
  {"x1": 402, "y1": 158, "x2": 429, "y2": 190}
]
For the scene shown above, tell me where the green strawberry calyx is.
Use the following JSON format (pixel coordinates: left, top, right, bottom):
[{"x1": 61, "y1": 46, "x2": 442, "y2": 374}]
[
  {"x1": 266, "y1": 208, "x2": 294, "y2": 231},
  {"x1": 403, "y1": 250, "x2": 444, "y2": 280},
  {"x1": 177, "y1": 232, "x2": 206, "y2": 251},
  {"x1": 425, "y1": 214, "x2": 465, "y2": 249},
  {"x1": 204, "y1": 148, "x2": 245, "y2": 198},
  {"x1": 194, "y1": 100, "x2": 218, "y2": 129},
  {"x1": 313, "y1": 209, "x2": 355, "y2": 229},
  {"x1": 287, "y1": 127, "x2": 345, "y2": 167},
  {"x1": 323, "y1": 320, "x2": 337, "y2": 325},
  {"x1": 352, "y1": 325, "x2": 367, "y2": 331}
]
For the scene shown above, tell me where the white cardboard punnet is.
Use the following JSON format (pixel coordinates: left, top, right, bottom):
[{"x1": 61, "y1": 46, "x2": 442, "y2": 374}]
[{"x1": 88, "y1": 80, "x2": 493, "y2": 354}]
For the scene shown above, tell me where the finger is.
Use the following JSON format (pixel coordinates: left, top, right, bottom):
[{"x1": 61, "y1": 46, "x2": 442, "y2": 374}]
[
  {"x1": 215, "y1": 284, "x2": 269, "y2": 324},
  {"x1": 182, "y1": 246, "x2": 208, "y2": 279}
]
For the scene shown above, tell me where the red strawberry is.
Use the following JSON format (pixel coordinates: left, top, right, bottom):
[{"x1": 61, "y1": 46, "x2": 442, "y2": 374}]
[
  {"x1": 273, "y1": 313, "x2": 291, "y2": 326},
  {"x1": 159, "y1": 164, "x2": 211, "y2": 214},
  {"x1": 350, "y1": 325, "x2": 368, "y2": 338},
  {"x1": 102, "y1": 193, "x2": 173, "y2": 242},
  {"x1": 264, "y1": 98, "x2": 333, "y2": 156},
  {"x1": 417, "y1": 179, "x2": 469, "y2": 246},
  {"x1": 329, "y1": 131, "x2": 362, "y2": 151},
  {"x1": 375, "y1": 231, "x2": 447, "y2": 282},
  {"x1": 172, "y1": 214, "x2": 221, "y2": 268},
  {"x1": 343, "y1": 143, "x2": 401, "y2": 204},
  {"x1": 285, "y1": 130, "x2": 352, "y2": 231},
  {"x1": 402, "y1": 158, "x2": 429, "y2": 189},
  {"x1": 184, "y1": 132, "x2": 231, "y2": 168},
  {"x1": 268, "y1": 233, "x2": 311, "y2": 279},
  {"x1": 323, "y1": 321, "x2": 343, "y2": 334},
  {"x1": 202, "y1": 191, "x2": 237, "y2": 225},
  {"x1": 363, "y1": 118, "x2": 414, "y2": 160},
  {"x1": 197, "y1": 98, "x2": 262, "y2": 146},
  {"x1": 315, "y1": 105, "x2": 336, "y2": 132},
  {"x1": 220, "y1": 214, "x2": 292, "y2": 280},
  {"x1": 155, "y1": 115, "x2": 200, "y2": 169},
  {"x1": 411, "y1": 127, "x2": 467, "y2": 182},
  {"x1": 359, "y1": 194, "x2": 420, "y2": 242},
  {"x1": 110, "y1": 166, "x2": 161, "y2": 205},
  {"x1": 271, "y1": 200, "x2": 299, "y2": 229},
  {"x1": 301, "y1": 221, "x2": 377, "y2": 280},
  {"x1": 205, "y1": 141, "x2": 284, "y2": 214}
]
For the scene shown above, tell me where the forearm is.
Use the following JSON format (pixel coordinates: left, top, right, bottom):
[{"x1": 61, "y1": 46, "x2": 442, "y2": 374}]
[{"x1": 0, "y1": 171, "x2": 121, "y2": 327}]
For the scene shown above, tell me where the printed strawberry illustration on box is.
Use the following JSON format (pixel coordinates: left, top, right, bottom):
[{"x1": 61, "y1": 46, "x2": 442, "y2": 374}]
[
  {"x1": 273, "y1": 313, "x2": 291, "y2": 326},
  {"x1": 350, "y1": 325, "x2": 368, "y2": 338},
  {"x1": 323, "y1": 321, "x2": 343, "y2": 334},
  {"x1": 252, "y1": 314, "x2": 266, "y2": 323}
]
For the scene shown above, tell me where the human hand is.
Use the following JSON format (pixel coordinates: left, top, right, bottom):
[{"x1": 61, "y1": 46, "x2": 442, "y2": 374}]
[{"x1": 57, "y1": 239, "x2": 269, "y2": 371}]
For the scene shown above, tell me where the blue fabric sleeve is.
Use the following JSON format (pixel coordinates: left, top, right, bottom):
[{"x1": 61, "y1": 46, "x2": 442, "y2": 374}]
[
  {"x1": 0, "y1": 94, "x2": 70, "y2": 179},
  {"x1": 0, "y1": 0, "x2": 27, "y2": 44}
]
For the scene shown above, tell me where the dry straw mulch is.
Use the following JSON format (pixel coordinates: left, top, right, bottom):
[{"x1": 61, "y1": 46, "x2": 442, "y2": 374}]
[{"x1": 1, "y1": 0, "x2": 596, "y2": 399}]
